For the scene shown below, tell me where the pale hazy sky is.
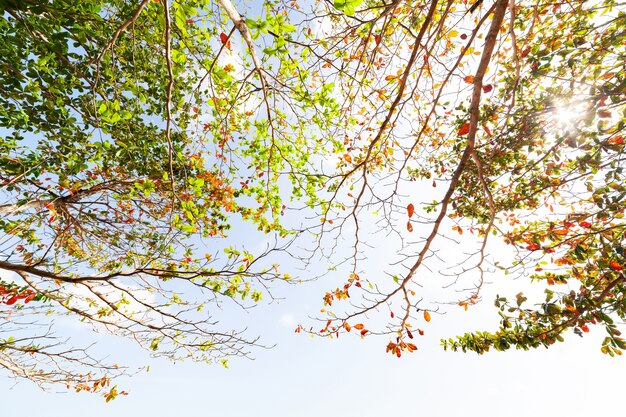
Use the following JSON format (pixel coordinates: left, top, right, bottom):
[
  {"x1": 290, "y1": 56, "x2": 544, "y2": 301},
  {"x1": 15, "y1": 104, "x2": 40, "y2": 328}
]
[
  {"x1": 2, "y1": 266, "x2": 625, "y2": 417},
  {"x1": 3, "y1": 2, "x2": 625, "y2": 414}
]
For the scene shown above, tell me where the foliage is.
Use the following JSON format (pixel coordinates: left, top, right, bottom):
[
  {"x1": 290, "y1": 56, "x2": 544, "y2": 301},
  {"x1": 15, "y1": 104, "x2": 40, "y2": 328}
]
[
  {"x1": 1, "y1": 0, "x2": 626, "y2": 397},
  {"x1": 0, "y1": 0, "x2": 336, "y2": 395},
  {"x1": 306, "y1": 0, "x2": 626, "y2": 360}
]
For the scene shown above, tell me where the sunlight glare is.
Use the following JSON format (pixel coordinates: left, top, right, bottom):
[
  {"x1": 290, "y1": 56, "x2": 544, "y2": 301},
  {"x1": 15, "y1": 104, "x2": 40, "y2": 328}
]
[{"x1": 553, "y1": 100, "x2": 589, "y2": 129}]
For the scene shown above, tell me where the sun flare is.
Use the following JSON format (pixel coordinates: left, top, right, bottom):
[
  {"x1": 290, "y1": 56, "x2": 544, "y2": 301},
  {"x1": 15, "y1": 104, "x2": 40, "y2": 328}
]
[{"x1": 553, "y1": 100, "x2": 589, "y2": 128}]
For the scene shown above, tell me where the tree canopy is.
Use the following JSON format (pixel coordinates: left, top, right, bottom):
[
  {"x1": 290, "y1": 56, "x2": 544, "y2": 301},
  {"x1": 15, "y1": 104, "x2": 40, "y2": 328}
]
[{"x1": 1, "y1": 0, "x2": 625, "y2": 399}]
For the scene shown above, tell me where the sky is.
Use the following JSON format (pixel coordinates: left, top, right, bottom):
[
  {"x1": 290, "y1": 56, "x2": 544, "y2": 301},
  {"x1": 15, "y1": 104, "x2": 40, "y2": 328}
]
[
  {"x1": 2, "y1": 1, "x2": 626, "y2": 415},
  {"x1": 2, "y1": 264, "x2": 626, "y2": 417}
]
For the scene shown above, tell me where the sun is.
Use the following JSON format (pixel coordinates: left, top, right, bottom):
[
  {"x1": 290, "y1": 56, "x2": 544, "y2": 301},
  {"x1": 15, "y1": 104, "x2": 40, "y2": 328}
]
[{"x1": 553, "y1": 99, "x2": 589, "y2": 129}]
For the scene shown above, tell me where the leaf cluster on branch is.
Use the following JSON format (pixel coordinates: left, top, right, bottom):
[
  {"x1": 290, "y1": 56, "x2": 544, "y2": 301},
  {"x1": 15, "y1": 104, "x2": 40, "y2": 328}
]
[{"x1": 1, "y1": 0, "x2": 625, "y2": 397}]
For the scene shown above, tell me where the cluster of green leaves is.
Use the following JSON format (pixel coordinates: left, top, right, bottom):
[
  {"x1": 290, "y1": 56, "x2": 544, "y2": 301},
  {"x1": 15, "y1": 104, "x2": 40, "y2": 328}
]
[{"x1": 0, "y1": 0, "x2": 340, "y2": 391}]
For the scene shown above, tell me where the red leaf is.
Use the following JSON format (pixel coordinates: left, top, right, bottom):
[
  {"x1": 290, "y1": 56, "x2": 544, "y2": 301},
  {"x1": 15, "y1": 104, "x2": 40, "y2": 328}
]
[
  {"x1": 418, "y1": 329, "x2": 425, "y2": 336},
  {"x1": 220, "y1": 32, "x2": 229, "y2": 45},
  {"x1": 579, "y1": 221, "x2": 592, "y2": 228},
  {"x1": 407, "y1": 221, "x2": 413, "y2": 233},
  {"x1": 581, "y1": 325, "x2": 590, "y2": 333},
  {"x1": 610, "y1": 260, "x2": 623, "y2": 271},
  {"x1": 5, "y1": 295, "x2": 18, "y2": 305},
  {"x1": 406, "y1": 329, "x2": 414, "y2": 339},
  {"x1": 526, "y1": 242, "x2": 541, "y2": 251},
  {"x1": 24, "y1": 293, "x2": 36, "y2": 303},
  {"x1": 360, "y1": 329, "x2": 368, "y2": 336},
  {"x1": 460, "y1": 33, "x2": 467, "y2": 40},
  {"x1": 374, "y1": 34, "x2": 381, "y2": 44},
  {"x1": 407, "y1": 203, "x2": 415, "y2": 218},
  {"x1": 482, "y1": 84, "x2": 493, "y2": 93},
  {"x1": 458, "y1": 122, "x2": 471, "y2": 136}
]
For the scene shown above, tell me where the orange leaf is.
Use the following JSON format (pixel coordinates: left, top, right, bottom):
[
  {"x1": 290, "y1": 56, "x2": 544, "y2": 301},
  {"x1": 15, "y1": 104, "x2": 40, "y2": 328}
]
[
  {"x1": 344, "y1": 322, "x2": 352, "y2": 332},
  {"x1": 482, "y1": 124, "x2": 493, "y2": 137},
  {"x1": 463, "y1": 75, "x2": 475, "y2": 84},
  {"x1": 581, "y1": 324, "x2": 590, "y2": 333},
  {"x1": 610, "y1": 260, "x2": 623, "y2": 271},
  {"x1": 407, "y1": 221, "x2": 413, "y2": 233},
  {"x1": 526, "y1": 242, "x2": 541, "y2": 251},
  {"x1": 385, "y1": 75, "x2": 396, "y2": 81},
  {"x1": 407, "y1": 203, "x2": 415, "y2": 218},
  {"x1": 353, "y1": 323, "x2": 365, "y2": 330},
  {"x1": 423, "y1": 311, "x2": 431, "y2": 322},
  {"x1": 458, "y1": 122, "x2": 471, "y2": 136}
]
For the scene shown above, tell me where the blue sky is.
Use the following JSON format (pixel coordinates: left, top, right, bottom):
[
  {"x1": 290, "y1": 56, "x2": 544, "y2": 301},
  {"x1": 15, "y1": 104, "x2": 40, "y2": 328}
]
[
  {"x1": 3, "y1": 1, "x2": 626, "y2": 414},
  {"x1": 2, "y1": 267, "x2": 625, "y2": 417}
]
